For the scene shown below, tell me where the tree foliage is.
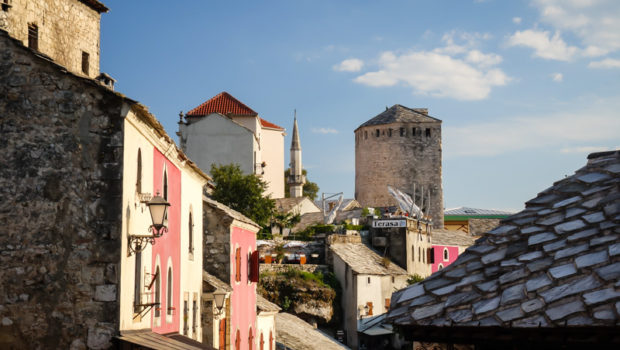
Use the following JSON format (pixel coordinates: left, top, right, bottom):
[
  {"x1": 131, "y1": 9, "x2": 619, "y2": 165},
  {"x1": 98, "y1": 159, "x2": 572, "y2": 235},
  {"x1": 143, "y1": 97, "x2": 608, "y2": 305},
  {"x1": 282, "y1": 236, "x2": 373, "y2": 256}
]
[
  {"x1": 284, "y1": 168, "x2": 319, "y2": 200},
  {"x1": 210, "y1": 164, "x2": 275, "y2": 227}
]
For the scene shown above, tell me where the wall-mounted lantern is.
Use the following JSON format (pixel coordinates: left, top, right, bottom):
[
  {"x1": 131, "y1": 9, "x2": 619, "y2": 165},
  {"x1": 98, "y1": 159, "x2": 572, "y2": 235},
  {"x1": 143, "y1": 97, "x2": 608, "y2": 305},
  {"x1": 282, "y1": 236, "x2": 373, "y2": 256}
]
[
  {"x1": 128, "y1": 193, "x2": 170, "y2": 256},
  {"x1": 212, "y1": 290, "x2": 227, "y2": 316}
]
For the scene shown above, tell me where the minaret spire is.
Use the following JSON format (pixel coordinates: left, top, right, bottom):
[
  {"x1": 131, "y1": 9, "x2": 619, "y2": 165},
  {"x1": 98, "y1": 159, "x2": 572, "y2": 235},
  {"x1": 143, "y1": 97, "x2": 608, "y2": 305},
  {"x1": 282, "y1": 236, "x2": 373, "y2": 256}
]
[{"x1": 288, "y1": 110, "x2": 305, "y2": 198}]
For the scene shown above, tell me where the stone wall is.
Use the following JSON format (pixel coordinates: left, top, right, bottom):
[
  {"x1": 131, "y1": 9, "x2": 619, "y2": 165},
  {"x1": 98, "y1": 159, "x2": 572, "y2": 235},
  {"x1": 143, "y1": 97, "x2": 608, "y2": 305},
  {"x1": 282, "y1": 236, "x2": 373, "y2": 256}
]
[
  {"x1": 203, "y1": 204, "x2": 232, "y2": 284},
  {"x1": 468, "y1": 218, "x2": 502, "y2": 236},
  {"x1": 355, "y1": 118, "x2": 444, "y2": 228},
  {"x1": 0, "y1": 0, "x2": 102, "y2": 78},
  {"x1": 0, "y1": 30, "x2": 123, "y2": 349},
  {"x1": 259, "y1": 264, "x2": 330, "y2": 275}
]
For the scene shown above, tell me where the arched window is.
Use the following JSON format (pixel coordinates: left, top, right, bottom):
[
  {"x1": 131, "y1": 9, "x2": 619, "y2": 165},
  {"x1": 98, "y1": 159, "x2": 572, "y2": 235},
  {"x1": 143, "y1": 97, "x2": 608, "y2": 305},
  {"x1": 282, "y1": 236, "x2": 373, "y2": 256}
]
[
  {"x1": 443, "y1": 248, "x2": 449, "y2": 261},
  {"x1": 163, "y1": 169, "x2": 168, "y2": 201},
  {"x1": 167, "y1": 266, "x2": 173, "y2": 316},
  {"x1": 154, "y1": 266, "x2": 161, "y2": 317},
  {"x1": 136, "y1": 149, "x2": 142, "y2": 193},
  {"x1": 438, "y1": 263, "x2": 444, "y2": 270},
  {"x1": 249, "y1": 327, "x2": 254, "y2": 350},
  {"x1": 188, "y1": 211, "x2": 194, "y2": 254}
]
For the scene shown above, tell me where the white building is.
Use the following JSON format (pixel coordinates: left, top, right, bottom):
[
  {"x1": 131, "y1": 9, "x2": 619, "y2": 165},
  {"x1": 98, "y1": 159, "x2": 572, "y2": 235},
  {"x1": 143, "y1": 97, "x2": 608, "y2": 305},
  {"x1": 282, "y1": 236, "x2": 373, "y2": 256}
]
[
  {"x1": 178, "y1": 92, "x2": 285, "y2": 198},
  {"x1": 329, "y1": 242, "x2": 408, "y2": 349},
  {"x1": 256, "y1": 295, "x2": 280, "y2": 350}
]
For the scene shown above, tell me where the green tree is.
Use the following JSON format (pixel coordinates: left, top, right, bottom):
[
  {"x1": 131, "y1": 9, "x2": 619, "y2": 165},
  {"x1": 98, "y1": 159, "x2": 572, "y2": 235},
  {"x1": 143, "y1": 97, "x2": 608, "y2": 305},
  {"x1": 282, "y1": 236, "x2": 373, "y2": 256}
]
[
  {"x1": 284, "y1": 168, "x2": 319, "y2": 200},
  {"x1": 210, "y1": 164, "x2": 275, "y2": 227}
]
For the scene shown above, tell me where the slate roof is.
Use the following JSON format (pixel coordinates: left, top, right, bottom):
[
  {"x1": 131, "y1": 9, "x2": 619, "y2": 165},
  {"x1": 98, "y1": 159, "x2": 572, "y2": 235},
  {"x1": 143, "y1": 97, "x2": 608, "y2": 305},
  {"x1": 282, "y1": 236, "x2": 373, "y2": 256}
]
[
  {"x1": 202, "y1": 271, "x2": 232, "y2": 293},
  {"x1": 203, "y1": 196, "x2": 260, "y2": 229},
  {"x1": 355, "y1": 105, "x2": 441, "y2": 131},
  {"x1": 275, "y1": 312, "x2": 349, "y2": 350},
  {"x1": 330, "y1": 243, "x2": 409, "y2": 276},
  {"x1": 445, "y1": 207, "x2": 514, "y2": 217},
  {"x1": 432, "y1": 229, "x2": 477, "y2": 247},
  {"x1": 187, "y1": 92, "x2": 258, "y2": 117},
  {"x1": 388, "y1": 150, "x2": 620, "y2": 329},
  {"x1": 257, "y1": 295, "x2": 281, "y2": 313}
]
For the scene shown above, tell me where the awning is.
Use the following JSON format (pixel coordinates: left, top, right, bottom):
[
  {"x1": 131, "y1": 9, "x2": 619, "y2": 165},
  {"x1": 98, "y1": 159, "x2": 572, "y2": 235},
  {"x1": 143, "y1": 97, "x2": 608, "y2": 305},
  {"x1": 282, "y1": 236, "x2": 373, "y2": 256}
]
[{"x1": 117, "y1": 329, "x2": 213, "y2": 349}]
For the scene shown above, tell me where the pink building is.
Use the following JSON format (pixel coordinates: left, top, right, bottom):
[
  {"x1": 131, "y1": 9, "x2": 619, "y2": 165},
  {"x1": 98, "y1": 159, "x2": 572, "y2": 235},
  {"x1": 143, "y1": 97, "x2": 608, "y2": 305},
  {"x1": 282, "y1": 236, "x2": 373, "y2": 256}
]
[
  {"x1": 203, "y1": 197, "x2": 261, "y2": 349},
  {"x1": 431, "y1": 230, "x2": 476, "y2": 273}
]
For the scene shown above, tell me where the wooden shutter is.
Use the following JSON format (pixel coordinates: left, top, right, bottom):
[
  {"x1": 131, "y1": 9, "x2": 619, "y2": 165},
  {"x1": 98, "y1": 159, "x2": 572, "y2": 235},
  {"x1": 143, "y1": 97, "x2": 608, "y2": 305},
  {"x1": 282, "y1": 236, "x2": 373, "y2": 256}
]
[
  {"x1": 235, "y1": 329, "x2": 241, "y2": 350},
  {"x1": 249, "y1": 328, "x2": 254, "y2": 350},
  {"x1": 385, "y1": 298, "x2": 391, "y2": 310},
  {"x1": 366, "y1": 302, "x2": 373, "y2": 316},
  {"x1": 235, "y1": 248, "x2": 241, "y2": 282},
  {"x1": 219, "y1": 319, "x2": 226, "y2": 350},
  {"x1": 260, "y1": 333, "x2": 264, "y2": 350},
  {"x1": 249, "y1": 251, "x2": 260, "y2": 282},
  {"x1": 269, "y1": 331, "x2": 273, "y2": 350}
]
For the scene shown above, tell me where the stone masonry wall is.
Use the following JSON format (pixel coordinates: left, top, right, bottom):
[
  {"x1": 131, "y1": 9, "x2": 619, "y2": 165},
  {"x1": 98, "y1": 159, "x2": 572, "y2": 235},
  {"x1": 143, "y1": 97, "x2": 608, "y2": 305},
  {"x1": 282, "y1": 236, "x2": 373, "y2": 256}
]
[
  {"x1": 355, "y1": 120, "x2": 444, "y2": 228},
  {"x1": 0, "y1": 31, "x2": 123, "y2": 349},
  {"x1": 203, "y1": 205, "x2": 232, "y2": 284},
  {"x1": 0, "y1": 0, "x2": 102, "y2": 78}
]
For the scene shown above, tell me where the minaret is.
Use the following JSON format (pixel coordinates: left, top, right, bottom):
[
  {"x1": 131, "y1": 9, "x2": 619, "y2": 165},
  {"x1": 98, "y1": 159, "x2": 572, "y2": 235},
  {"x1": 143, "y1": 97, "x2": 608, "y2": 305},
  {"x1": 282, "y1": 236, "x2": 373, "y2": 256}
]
[{"x1": 288, "y1": 111, "x2": 305, "y2": 198}]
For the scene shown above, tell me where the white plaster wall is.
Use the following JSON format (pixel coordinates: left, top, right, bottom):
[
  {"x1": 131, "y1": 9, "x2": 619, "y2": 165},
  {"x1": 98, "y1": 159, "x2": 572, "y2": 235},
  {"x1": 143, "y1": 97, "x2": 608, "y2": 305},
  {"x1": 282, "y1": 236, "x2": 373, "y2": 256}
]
[
  {"x1": 332, "y1": 254, "x2": 358, "y2": 347},
  {"x1": 182, "y1": 114, "x2": 256, "y2": 176},
  {"x1": 120, "y1": 111, "x2": 156, "y2": 331},
  {"x1": 179, "y1": 166, "x2": 207, "y2": 340},
  {"x1": 407, "y1": 223, "x2": 433, "y2": 277},
  {"x1": 256, "y1": 313, "x2": 276, "y2": 350},
  {"x1": 260, "y1": 128, "x2": 284, "y2": 198}
]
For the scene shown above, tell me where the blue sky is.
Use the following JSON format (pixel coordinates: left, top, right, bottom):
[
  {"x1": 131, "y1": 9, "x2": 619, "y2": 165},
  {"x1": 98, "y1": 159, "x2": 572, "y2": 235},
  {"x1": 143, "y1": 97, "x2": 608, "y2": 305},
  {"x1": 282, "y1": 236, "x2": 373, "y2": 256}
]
[{"x1": 100, "y1": 0, "x2": 619, "y2": 212}]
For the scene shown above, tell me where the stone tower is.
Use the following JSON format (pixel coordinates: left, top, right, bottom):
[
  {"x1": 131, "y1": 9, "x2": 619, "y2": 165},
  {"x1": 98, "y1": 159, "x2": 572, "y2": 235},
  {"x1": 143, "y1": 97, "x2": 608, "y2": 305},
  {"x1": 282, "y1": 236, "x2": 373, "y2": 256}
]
[
  {"x1": 0, "y1": 0, "x2": 108, "y2": 79},
  {"x1": 287, "y1": 115, "x2": 305, "y2": 197},
  {"x1": 355, "y1": 105, "x2": 444, "y2": 228}
]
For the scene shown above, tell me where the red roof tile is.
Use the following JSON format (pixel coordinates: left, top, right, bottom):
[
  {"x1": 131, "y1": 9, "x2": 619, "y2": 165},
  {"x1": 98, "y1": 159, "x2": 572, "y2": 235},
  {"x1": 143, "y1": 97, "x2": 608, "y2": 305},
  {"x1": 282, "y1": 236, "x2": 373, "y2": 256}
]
[
  {"x1": 260, "y1": 118, "x2": 284, "y2": 130},
  {"x1": 187, "y1": 92, "x2": 258, "y2": 117}
]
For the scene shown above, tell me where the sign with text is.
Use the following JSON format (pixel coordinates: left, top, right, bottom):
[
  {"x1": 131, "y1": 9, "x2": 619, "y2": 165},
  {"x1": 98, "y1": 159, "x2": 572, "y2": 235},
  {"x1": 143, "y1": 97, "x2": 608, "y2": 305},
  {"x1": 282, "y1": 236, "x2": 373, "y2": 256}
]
[{"x1": 372, "y1": 220, "x2": 406, "y2": 228}]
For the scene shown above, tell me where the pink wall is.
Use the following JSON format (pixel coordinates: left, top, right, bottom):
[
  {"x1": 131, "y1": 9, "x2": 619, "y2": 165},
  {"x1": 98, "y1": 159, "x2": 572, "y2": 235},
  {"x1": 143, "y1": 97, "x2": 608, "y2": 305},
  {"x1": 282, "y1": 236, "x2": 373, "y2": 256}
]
[
  {"x1": 152, "y1": 147, "x2": 182, "y2": 334},
  {"x1": 431, "y1": 245, "x2": 460, "y2": 273},
  {"x1": 230, "y1": 225, "x2": 257, "y2": 349}
]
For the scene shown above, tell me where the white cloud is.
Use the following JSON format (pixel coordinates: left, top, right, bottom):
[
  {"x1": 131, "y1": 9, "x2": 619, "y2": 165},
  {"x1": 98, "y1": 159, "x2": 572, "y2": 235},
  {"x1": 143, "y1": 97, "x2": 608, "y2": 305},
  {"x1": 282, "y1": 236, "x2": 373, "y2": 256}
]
[
  {"x1": 560, "y1": 146, "x2": 616, "y2": 154},
  {"x1": 311, "y1": 127, "x2": 339, "y2": 134},
  {"x1": 466, "y1": 50, "x2": 503, "y2": 67},
  {"x1": 513, "y1": 17, "x2": 522, "y2": 24},
  {"x1": 507, "y1": 29, "x2": 578, "y2": 61},
  {"x1": 443, "y1": 98, "x2": 620, "y2": 156},
  {"x1": 588, "y1": 58, "x2": 620, "y2": 68},
  {"x1": 551, "y1": 72, "x2": 563, "y2": 81},
  {"x1": 354, "y1": 48, "x2": 509, "y2": 101},
  {"x1": 531, "y1": 0, "x2": 620, "y2": 56},
  {"x1": 333, "y1": 58, "x2": 364, "y2": 72}
]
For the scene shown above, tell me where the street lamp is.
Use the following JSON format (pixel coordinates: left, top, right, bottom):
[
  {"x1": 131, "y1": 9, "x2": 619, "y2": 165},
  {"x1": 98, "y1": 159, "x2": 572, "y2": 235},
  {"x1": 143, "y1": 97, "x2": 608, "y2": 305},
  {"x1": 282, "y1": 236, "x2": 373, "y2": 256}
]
[
  {"x1": 212, "y1": 290, "x2": 227, "y2": 316},
  {"x1": 128, "y1": 193, "x2": 171, "y2": 256}
]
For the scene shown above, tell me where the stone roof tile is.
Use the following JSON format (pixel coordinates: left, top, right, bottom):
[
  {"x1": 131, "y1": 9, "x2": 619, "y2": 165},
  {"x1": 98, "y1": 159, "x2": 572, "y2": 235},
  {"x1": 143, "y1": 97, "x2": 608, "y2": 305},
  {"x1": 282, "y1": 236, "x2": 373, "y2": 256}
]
[{"x1": 386, "y1": 150, "x2": 620, "y2": 330}]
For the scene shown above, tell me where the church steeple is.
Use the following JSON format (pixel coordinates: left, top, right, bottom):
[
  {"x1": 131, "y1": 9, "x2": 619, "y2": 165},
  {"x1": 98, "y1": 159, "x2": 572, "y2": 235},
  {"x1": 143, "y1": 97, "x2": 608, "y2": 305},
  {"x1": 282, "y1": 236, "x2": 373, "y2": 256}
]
[{"x1": 288, "y1": 111, "x2": 305, "y2": 198}]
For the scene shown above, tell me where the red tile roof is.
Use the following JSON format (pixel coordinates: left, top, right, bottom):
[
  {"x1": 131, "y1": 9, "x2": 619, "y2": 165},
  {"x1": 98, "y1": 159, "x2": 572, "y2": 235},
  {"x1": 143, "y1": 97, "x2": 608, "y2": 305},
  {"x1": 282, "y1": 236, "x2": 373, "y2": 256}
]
[
  {"x1": 187, "y1": 92, "x2": 258, "y2": 117},
  {"x1": 260, "y1": 118, "x2": 284, "y2": 130}
]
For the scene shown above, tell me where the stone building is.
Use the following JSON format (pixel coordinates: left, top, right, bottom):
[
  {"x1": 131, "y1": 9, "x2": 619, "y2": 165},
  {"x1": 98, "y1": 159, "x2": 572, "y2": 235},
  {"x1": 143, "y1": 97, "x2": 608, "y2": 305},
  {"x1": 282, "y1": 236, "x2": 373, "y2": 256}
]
[
  {"x1": 0, "y1": 1, "x2": 212, "y2": 348},
  {"x1": 0, "y1": 0, "x2": 107, "y2": 79},
  {"x1": 355, "y1": 105, "x2": 444, "y2": 228},
  {"x1": 387, "y1": 151, "x2": 620, "y2": 349}
]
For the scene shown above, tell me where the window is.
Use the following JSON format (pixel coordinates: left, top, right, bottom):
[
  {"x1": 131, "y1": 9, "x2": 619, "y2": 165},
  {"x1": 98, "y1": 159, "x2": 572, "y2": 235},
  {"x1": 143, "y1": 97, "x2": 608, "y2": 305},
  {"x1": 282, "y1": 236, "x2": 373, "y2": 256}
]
[
  {"x1": 364, "y1": 131, "x2": 367, "y2": 139},
  {"x1": 391, "y1": 276, "x2": 395, "y2": 283},
  {"x1": 269, "y1": 331, "x2": 273, "y2": 350},
  {"x1": 188, "y1": 211, "x2": 194, "y2": 254},
  {"x1": 400, "y1": 127, "x2": 405, "y2": 136},
  {"x1": 81, "y1": 51, "x2": 90, "y2": 75},
  {"x1": 136, "y1": 149, "x2": 142, "y2": 193},
  {"x1": 28, "y1": 23, "x2": 38, "y2": 51},
  {"x1": 154, "y1": 266, "x2": 161, "y2": 317},
  {"x1": 167, "y1": 266, "x2": 173, "y2": 315},
  {"x1": 2, "y1": 0, "x2": 12, "y2": 12},
  {"x1": 425, "y1": 128, "x2": 431, "y2": 137},
  {"x1": 134, "y1": 251, "x2": 142, "y2": 312},
  {"x1": 163, "y1": 170, "x2": 168, "y2": 201},
  {"x1": 248, "y1": 250, "x2": 259, "y2": 283},
  {"x1": 443, "y1": 248, "x2": 449, "y2": 261},
  {"x1": 411, "y1": 246, "x2": 414, "y2": 261},
  {"x1": 412, "y1": 127, "x2": 417, "y2": 136},
  {"x1": 183, "y1": 300, "x2": 189, "y2": 335},
  {"x1": 367, "y1": 276, "x2": 371, "y2": 284},
  {"x1": 375, "y1": 129, "x2": 380, "y2": 137},
  {"x1": 366, "y1": 302, "x2": 373, "y2": 316},
  {"x1": 418, "y1": 247, "x2": 421, "y2": 262},
  {"x1": 235, "y1": 247, "x2": 241, "y2": 282},
  {"x1": 235, "y1": 329, "x2": 241, "y2": 350},
  {"x1": 260, "y1": 332, "x2": 264, "y2": 350},
  {"x1": 438, "y1": 263, "x2": 444, "y2": 270},
  {"x1": 385, "y1": 298, "x2": 391, "y2": 310},
  {"x1": 387, "y1": 129, "x2": 392, "y2": 137},
  {"x1": 249, "y1": 328, "x2": 254, "y2": 350}
]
